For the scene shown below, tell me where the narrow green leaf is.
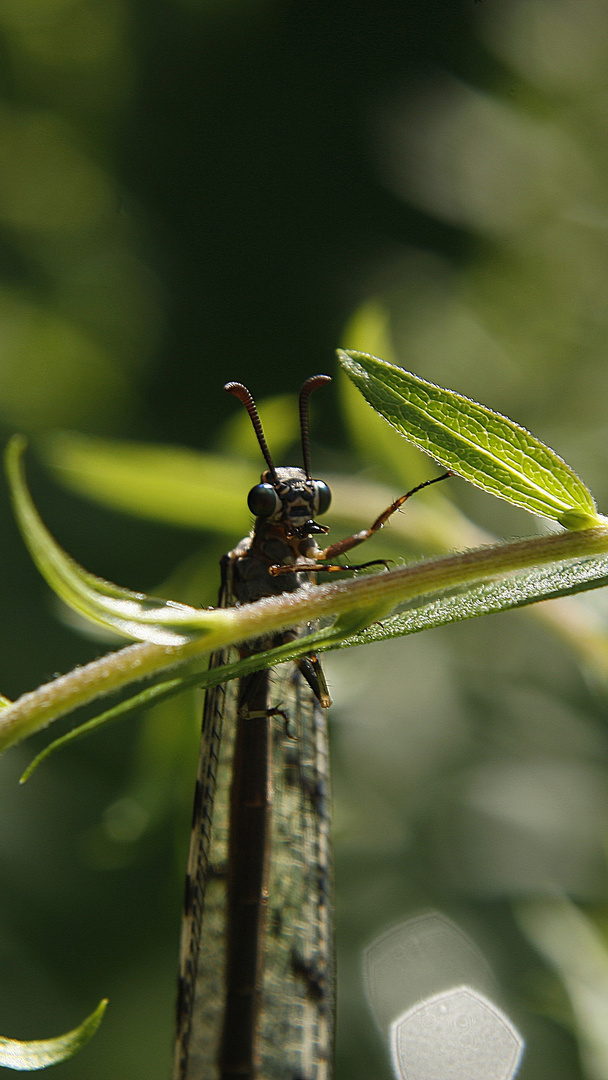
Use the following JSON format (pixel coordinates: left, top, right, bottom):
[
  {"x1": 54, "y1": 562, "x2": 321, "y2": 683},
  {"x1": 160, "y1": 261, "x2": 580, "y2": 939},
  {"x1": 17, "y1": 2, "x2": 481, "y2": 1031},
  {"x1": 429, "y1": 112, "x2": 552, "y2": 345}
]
[
  {"x1": 19, "y1": 676, "x2": 191, "y2": 783},
  {"x1": 517, "y1": 898, "x2": 608, "y2": 1076},
  {"x1": 5, "y1": 437, "x2": 217, "y2": 645},
  {"x1": 41, "y1": 396, "x2": 301, "y2": 534},
  {"x1": 338, "y1": 302, "x2": 431, "y2": 484},
  {"x1": 42, "y1": 431, "x2": 253, "y2": 534},
  {"x1": 21, "y1": 628, "x2": 355, "y2": 786},
  {"x1": 0, "y1": 999, "x2": 107, "y2": 1071},
  {"x1": 332, "y1": 547, "x2": 608, "y2": 650},
  {"x1": 339, "y1": 350, "x2": 599, "y2": 528}
]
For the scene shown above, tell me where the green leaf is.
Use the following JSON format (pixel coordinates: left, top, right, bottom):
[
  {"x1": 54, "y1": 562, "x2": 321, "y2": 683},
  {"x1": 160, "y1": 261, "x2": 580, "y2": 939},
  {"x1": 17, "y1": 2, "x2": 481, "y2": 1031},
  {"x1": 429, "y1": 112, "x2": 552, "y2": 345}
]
[
  {"x1": 332, "y1": 545, "x2": 608, "y2": 650},
  {"x1": 338, "y1": 350, "x2": 599, "y2": 528},
  {"x1": 516, "y1": 898, "x2": 608, "y2": 1076},
  {"x1": 19, "y1": 676, "x2": 192, "y2": 783},
  {"x1": 338, "y1": 302, "x2": 431, "y2": 484},
  {"x1": 41, "y1": 394, "x2": 304, "y2": 535},
  {"x1": 0, "y1": 999, "x2": 107, "y2": 1071},
  {"x1": 41, "y1": 431, "x2": 253, "y2": 535},
  {"x1": 5, "y1": 436, "x2": 217, "y2": 645}
]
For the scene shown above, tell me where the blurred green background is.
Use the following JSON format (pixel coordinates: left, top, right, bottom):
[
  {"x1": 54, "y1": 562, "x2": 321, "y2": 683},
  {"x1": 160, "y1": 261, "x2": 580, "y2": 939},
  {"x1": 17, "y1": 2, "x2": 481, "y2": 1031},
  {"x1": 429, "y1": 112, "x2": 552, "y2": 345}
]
[{"x1": 3, "y1": 0, "x2": 608, "y2": 1077}]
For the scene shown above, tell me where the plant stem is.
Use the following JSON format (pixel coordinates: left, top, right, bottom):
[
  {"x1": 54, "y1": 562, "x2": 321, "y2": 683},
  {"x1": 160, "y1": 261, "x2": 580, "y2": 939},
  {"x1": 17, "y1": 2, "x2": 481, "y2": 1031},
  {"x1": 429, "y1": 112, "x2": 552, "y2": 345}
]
[{"x1": 3, "y1": 524, "x2": 608, "y2": 755}]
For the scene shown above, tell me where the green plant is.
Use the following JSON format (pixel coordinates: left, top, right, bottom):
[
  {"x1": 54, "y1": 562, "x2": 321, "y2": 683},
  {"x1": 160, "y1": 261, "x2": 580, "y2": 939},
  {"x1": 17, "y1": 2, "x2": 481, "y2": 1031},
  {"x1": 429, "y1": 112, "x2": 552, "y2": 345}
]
[
  {"x1": 3, "y1": 351, "x2": 608, "y2": 1071},
  {"x1": 3, "y1": 352, "x2": 608, "y2": 764}
]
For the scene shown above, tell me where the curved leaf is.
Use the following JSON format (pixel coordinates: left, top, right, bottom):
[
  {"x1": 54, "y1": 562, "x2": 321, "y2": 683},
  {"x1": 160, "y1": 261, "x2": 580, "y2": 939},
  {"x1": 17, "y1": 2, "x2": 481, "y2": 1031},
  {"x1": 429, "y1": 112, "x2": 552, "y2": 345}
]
[
  {"x1": 19, "y1": 676, "x2": 192, "y2": 783},
  {"x1": 5, "y1": 437, "x2": 216, "y2": 645},
  {"x1": 338, "y1": 350, "x2": 599, "y2": 528},
  {"x1": 0, "y1": 999, "x2": 107, "y2": 1071}
]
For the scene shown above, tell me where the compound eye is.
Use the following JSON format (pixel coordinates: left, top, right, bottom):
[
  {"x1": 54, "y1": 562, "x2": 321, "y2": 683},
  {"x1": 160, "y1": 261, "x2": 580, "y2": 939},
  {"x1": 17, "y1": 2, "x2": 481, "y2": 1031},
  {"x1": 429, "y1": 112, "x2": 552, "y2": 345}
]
[
  {"x1": 247, "y1": 482, "x2": 280, "y2": 518},
  {"x1": 314, "y1": 480, "x2": 332, "y2": 515}
]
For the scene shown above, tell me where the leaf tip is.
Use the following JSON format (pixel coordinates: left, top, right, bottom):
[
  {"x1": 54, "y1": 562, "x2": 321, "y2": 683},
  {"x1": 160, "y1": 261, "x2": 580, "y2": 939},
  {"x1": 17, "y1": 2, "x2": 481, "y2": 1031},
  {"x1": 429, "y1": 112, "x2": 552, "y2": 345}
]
[
  {"x1": 336, "y1": 347, "x2": 368, "y2": 373},
  {"x1": 5, "y1": 433, "x2": 28, "y2": 475},
  {"x1": 19, "y1": 760, "x2": 37, "y2": 785},
  {"x1": 0, "y1": 997, "x2": 108, "y2": 1071}
]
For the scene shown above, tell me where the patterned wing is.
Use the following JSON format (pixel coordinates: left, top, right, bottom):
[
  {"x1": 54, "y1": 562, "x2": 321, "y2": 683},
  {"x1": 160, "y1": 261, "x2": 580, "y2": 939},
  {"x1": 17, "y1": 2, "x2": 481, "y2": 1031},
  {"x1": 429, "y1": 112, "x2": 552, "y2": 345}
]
[
  {"x1": 174, "y1": 567, "x2": 238, "y2": 1080},
  {"x1": 257, "y1": 658, "x2": 334, "y2": 1080},
  {"x1": 174, "y1": 558, "x2": 335, "y2": 1079}
]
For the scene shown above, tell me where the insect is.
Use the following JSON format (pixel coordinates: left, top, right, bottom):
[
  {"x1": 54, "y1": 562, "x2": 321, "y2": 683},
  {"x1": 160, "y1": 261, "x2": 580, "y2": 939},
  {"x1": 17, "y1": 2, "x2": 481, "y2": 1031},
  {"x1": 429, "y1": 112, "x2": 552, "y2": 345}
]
[{"x1": 173, "y1": 375, "x2": 450, "y2": 1080}]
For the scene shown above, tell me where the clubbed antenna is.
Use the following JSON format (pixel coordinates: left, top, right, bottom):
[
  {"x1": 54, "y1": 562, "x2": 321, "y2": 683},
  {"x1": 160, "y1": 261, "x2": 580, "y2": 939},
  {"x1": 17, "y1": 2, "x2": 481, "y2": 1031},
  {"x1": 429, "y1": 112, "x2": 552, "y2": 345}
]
[
  {"x1": 224, "y1": 381, "x2": 278, "y2": 483},
  {"x1": 299, "y1": 375, "x2": 331, "y2": 479}
]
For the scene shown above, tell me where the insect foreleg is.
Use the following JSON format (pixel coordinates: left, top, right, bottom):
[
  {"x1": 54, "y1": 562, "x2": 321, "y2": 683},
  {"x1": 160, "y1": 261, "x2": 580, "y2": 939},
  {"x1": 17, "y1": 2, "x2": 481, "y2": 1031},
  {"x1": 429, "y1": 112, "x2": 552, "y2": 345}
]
[{"x1": 318, "y1": 470, "x2": 452, "y2": 563}]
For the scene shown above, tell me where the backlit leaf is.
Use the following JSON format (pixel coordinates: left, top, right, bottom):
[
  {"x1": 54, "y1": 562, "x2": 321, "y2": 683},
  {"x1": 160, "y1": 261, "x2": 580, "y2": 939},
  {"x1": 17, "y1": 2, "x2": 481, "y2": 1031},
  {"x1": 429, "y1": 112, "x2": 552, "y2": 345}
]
[
  {"x1": 339, "y1": 350, "x2": 599, "y2": 529},
  {"x1": 0, "y1": 1000, "x2": 107, "y2": 1071}
]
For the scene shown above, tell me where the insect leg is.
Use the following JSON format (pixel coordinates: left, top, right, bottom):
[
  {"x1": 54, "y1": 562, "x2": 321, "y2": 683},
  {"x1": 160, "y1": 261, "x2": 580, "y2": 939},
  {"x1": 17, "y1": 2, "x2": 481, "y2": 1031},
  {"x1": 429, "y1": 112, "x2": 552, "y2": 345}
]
[
  {"x1": 318, "y1": 471, "x2": 452, "y2": 562},
  {"x1": 296, "y1": 653, "x2": 331, "y2": 710}
]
